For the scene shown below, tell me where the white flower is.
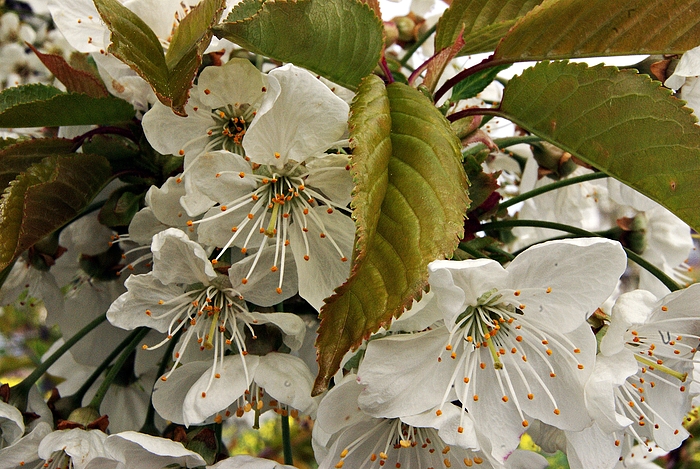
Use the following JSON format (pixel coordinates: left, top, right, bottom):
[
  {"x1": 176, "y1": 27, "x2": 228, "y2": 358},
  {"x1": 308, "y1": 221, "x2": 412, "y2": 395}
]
[
  {"x1": 186, "y1": 64, "x2": 354, "y2": 310},
  {"x1": 357, "y1": 238, "x2": 627, "y2": 462},
  {"x1": 152, "y1": 351, "x2": 316, "y2": 427},
  {"x1": 142, "y1": 58, "x2": 272, "y2": 165},
  {"x1": 0, "y1": 421, "x2": 52, "y2": 469},
  {"x1": 37, "y1": 428, "x2": 108, "y2": 469},
  {"x1": 107, "y1": 228, "x2": 310, "y2": 426},
  {"x1": 598, "y1": 286, "x2": 700, "y2": 451}
]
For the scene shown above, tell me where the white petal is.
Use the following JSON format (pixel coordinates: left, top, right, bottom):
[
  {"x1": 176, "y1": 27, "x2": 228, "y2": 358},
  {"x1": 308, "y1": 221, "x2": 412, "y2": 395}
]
[
  {"x1": 48, "y1": 0, "x2": 106, "y2": 52},
  {"x1": 151, "y1": 228, "x2": 216, "y2": 285},
  {"x1": 145, "y1": 177, "x2": 191, "y2": 227},
  {"x1": 0, "y1": 421, "x2": 52, "y2": 468},
  {"x1": 103, "y1": 431, "x2": 206, "y2": 469},
  {"x1": 584, "y1": 352, "x2": 637, "y2": 433},
  {"x1": 209, "y1": 454, "x2": 296, "y2": 469},
  {"x1": 185, "y1": 150, "x2": 257, "y2": 204},
  {"x1": 141, "y1": 94, "x2": 213, "y2": 157},
  {"x1": 304, "y1": 154, "x2": 354, "y2": 207},
  {"x1": 152, "y1": 360, "x2": 212, "y2": 424},
  {"x1": 314, "y1": 374, "x2": 367, "y2": 437},
  {"x1": 243, "y1": 65, "x2": 349, "y2": 167},
  {"x1": 255, "y1": 354, "x2": 317, "y2": 415},
  {"x1": 107, "y1": 274, "x2": 185, "y2": 332},
  {"x1": 565, "y1": 424, "x2": 621, "y2": 469},
  {"x1": 198, "y1": 58, "x2": 271, "y2": 109},
  {"x1": 428, "y1": 258, "x2": 508, "y2": 329},
  {"x1": 244, "y1": 311, "x2": 306, "y2": 351},
  {"x1": 228, "y1": 245, "x2": 299, "y2": 307},
  {"x1": 600, "y1": 290, "x2": 657, "y2": 356},
  {"x1": 39, "y1": 429, "x2": 108, "y2": 469},
  {"x1": 0, "y1": 401, "x2": 24, "y2": 447},
  {"x1": 182, "y1": 355, "x2": 260, "y2": 426},
  {"x1": 357, "y1": 327, "x2": 454, "y2": 418},
  {"x1": 505, "y1": 238, "x2": 627, "y2": 333},
  {"x1": 289, "y1": 208, "x2": 353, "y2": 311}
]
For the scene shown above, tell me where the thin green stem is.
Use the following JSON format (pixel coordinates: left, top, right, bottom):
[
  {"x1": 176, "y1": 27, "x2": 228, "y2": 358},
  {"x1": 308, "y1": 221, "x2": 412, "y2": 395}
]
[
  {"x1": 480, "y1": 220, "x2": 682, "y2": 292},
  {"x1": 483, "y1": 245, "x2": 515, "y2": 261},
  {"x1": 399, "y1": 23, "x2": 437, "y2": 67},
  {"x1": 457, "y1": 243, "x2": 489, "y2": 259},
  {"x1": 89, "y1": 327, "x2": 149, "y2": 411},
  {"x1": 141, "y1": 330, "x2": 180, "y2": 435},
  {"x1": 498, "y1": 172, "x2": 609, "y2": 212},
  {"x1": 492, "y1": 135, "x2": 543, "y2": 149},
  {"x1": 71, "y1": 328, "x2": 146, "y2": 405},
  {"x1": 13, "y1": 313, "x2": 107, "y2": 397},
  {"x1": 281, "y1": 413, "x2": 293, "y2": 465}
]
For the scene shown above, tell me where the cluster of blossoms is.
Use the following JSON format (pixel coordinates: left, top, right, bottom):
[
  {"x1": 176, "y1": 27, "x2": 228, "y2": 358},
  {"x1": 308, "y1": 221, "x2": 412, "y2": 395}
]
[{"x1": 0, "y1": 0, "x2": 698, "y2": 468}]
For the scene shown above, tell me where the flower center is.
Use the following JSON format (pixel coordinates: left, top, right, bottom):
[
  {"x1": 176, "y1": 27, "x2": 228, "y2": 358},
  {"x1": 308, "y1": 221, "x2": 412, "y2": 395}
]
[
  {"x1": 207, "y1": 103, "x2": 255, "y2": 154},
  {"x1": 436, "y1": 286, "x2": 588, "y2": 431},
  {"x1": 190, "y1": 160, "x2": 349, "y2": 297},
  {"x1": 142, "y1": 280, "x2": 256, "y2": 397}
]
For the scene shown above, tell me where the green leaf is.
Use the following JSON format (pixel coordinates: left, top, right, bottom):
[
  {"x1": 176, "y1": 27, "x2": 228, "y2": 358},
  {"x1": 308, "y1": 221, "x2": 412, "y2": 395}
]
[
  {"x1": 493, "y1": 0, "x2": 700, "y2": 62},
  {"x1": 0, "y1": 138, "x2": 75, "y2": 189},
  {"x1": 435, "y1": 0, "x2": 543, "y2": 56},
  {"x1": 214, "y1": 0, "x2": 384, "y2": 90},
  {"x1": 26, "y1": 44, "x2": 109, "y2": 98},
  {"x1": 0, "y1": 154, "x2": 112, "y2": 270},
  {"x1": 451, "y1": 64, "x2": 510, "y2": 102},
  {"x1": 497, "y1": 61, "x2": 700, "y2": 232},
  {"x1": 313, "y1": 77, "x2": 469, "y2": 394},
  {"x1": 94, "y1": 0, "x2": 225, "y2": 115},
  {"x1": 0, "y1": 84, "x2": 135, "y2": 127},
  {"x1": 0, "y1": 84, "x2": 62, "y2": 112}
]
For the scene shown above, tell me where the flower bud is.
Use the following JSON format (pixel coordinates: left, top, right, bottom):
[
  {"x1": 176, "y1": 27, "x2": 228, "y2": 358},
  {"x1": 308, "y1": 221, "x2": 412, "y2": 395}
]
[
  {"x1": 392, "y1": 15, "x2": 417, "y2": 42},
  {"x1": 383, "y1": 21, "x2": 399, "y2": 46},
  {"x1": 531, "y1": 141, "x2": 578, "y2": 179}
]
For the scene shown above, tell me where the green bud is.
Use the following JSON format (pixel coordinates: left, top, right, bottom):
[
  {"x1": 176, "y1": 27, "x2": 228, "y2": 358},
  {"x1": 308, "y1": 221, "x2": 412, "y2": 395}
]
[
  {"x1": 393, "y1": 15, "x2": 416, "y2": 42},
  {"x1": 67, "y1": 406, "x2": 101, "y2": 427},
  {"x1": 531, "y1": 141, "x2": 578, "y2": 179}
]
